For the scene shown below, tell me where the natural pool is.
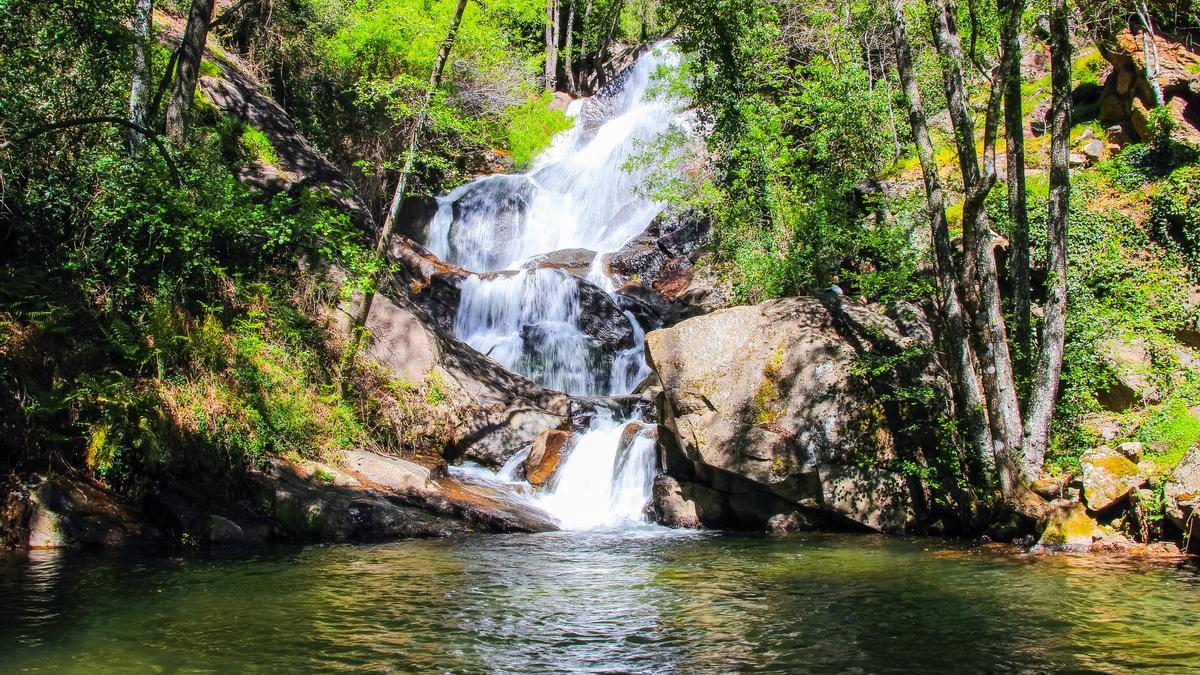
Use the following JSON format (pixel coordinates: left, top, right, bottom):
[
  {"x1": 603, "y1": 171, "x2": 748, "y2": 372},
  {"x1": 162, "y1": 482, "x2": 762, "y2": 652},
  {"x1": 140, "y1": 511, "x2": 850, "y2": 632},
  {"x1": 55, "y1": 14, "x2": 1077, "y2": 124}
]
[{"x1": 1, "y1": 531, "x2": 1197, "y2": 673}]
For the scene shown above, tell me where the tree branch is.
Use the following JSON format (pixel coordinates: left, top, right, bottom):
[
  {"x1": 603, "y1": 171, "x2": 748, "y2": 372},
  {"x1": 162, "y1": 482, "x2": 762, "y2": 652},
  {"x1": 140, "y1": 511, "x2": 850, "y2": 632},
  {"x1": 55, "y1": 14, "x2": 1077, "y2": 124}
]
[{"x1": 13, "y1": 117, "x2": 182, "y2": 187}]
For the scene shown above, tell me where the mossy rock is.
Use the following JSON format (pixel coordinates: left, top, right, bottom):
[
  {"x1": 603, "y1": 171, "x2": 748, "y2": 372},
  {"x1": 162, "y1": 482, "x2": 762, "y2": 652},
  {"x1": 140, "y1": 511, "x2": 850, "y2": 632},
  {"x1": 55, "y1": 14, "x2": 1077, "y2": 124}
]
[
  {"x1": 1080, "y1": 445, "x2": 1146, "y2": 512},
  {"x1": 1038, "y1": 500, "x2": 1103, "y2": 551}
]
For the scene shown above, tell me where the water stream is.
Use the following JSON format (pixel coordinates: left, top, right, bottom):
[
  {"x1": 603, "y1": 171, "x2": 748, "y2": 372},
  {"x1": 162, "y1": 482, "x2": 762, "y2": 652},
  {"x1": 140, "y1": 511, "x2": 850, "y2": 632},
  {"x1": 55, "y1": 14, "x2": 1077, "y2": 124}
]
[{"x1": 428, "y1": 45, "x2": 682, "y2": 529}]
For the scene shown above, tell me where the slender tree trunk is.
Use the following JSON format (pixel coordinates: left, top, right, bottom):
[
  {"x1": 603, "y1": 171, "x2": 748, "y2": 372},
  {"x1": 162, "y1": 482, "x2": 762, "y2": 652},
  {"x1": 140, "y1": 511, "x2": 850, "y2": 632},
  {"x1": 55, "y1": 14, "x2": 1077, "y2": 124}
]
[
  {"x1": 545, "y1": 0, "x2": 560, "y2": 91},
  {"x1": 1135, "y1": 2, "x2": 1165, "y2": 107},
  {"x1": 888, "y1": 0, "x2": 997, "y2": 483},
  {"x1": 1002, "y1": 0, "x2": 1031, "y2": 383},
  {"x1": 165, "y1": 0, "x2": 216, "y2": 140},
  {"x1": 581, "y1": 0, "x2": 595, "y2": 91},
  {"x1": 128, "y1": 0, "x2": 154, "y2": 152},
  {"x1": 1021, "y1": 0, "x2": 1072, "y2": 478},
  {"x1": 928, "y1": 0, "x2": 1024, "y2": 490},
  {"x1": 346, "y1": 0, "x2": 469, "y2": 353},
  {"x1": 595, "y1": 0, "x2": 625, "y2": 87},
  {"x1": 564, "y1": 0, "x2": 578, "y2": 94}
]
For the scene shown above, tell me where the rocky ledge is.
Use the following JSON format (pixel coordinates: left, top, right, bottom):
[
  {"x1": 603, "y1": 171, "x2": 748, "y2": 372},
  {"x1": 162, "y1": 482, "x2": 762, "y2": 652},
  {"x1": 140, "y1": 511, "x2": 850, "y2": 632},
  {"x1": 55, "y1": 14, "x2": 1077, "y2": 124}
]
[{"x1": 1, "y1": 447, "x2": 556, "y2": 550}]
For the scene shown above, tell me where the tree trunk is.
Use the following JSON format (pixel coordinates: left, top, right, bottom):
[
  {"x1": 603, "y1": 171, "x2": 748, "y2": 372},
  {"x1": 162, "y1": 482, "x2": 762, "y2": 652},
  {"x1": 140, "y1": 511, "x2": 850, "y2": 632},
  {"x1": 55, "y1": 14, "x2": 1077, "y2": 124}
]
[
  {"x1": 564, "y1": 0, "x2": 578, "y2": 94},
  {"x1": 595, "y1": 0, "x2": 625, "y2": 87},
  {"x1": 346, "y1": 0, "x2": 470, "y2": 353},
  {"x1": 165, "y1": 0, "x2": 216, "y2": 141},
  {"x1": 545, "y1": 0, "x2": 560, "y2": 92},
  {"x1": 1002, "y1": 0, "x2": 1031, "y2": 383},
  {"x1": 1021, "y1": 0, "x2": 1072, "y2": 479},
  {"x1": 928, "y1": 0, "x2": 1024, "y2": 491},
  {"x1": 888, "y1": 0, "x2": 996, "y2": 483},
  {"x1": 581, "y1": 0, "x2": 595, "y2": 91},
  {"x1": 1135, "y1": 2, "x2": 1164, "y2": 108},
  {"x1": 127, "y1": 0, "x2": 154, "y2": 152}
]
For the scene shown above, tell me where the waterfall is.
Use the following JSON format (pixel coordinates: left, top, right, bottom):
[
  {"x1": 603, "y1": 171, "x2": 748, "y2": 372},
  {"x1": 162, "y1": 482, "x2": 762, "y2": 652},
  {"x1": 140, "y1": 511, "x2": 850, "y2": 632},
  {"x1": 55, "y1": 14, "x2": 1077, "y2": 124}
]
[{"x1": 434, "y1": 44, "x2": 684, "y2": 530}]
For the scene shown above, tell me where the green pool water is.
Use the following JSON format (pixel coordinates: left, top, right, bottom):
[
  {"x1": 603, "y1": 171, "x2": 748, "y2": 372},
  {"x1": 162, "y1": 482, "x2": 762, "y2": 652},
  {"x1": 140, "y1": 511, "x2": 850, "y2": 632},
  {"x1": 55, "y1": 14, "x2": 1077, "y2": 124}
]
[{"x1": 1, "y1": 531, "x2": 1197, "y2": 673}]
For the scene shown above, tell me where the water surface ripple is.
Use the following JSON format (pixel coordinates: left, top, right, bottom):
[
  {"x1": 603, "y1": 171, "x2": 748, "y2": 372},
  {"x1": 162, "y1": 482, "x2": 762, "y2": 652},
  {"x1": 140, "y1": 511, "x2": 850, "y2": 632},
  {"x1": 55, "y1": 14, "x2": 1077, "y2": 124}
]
[{"x1": 1, "y1": 533, "x2": 1197, "y2": 673}]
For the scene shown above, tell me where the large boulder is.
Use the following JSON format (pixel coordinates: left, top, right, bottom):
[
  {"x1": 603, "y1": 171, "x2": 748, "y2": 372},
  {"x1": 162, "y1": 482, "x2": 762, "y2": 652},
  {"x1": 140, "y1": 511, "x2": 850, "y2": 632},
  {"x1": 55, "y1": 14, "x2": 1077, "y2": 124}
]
[
  {"x1": 1164, "y1": 445, "x2": 1200, "y2": 553},
  {"x1": 251, "y1": 450, "x2": 558, "y2": 541},
  {"x1": 1080, "y1": 445, "x2": 1146, "y2": 513},
  {"x1": 524, "y1": 430, "x2": 574, "y2": 487},
  {"x1": 646, "y1": 295, "x2": 970, "y2": 533}
]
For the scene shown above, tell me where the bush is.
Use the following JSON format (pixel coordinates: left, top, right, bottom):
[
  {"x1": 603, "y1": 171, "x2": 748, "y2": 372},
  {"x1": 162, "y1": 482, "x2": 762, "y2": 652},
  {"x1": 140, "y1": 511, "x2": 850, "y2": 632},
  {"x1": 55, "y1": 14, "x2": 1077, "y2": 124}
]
[{"x1": 506, "y1": 93, "x2": 573, "y2": 168}]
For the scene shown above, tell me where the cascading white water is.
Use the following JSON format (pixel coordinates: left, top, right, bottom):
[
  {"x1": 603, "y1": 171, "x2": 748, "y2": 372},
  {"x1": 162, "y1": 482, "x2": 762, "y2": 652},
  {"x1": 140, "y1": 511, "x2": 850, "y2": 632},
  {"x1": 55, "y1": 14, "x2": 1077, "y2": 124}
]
[
  {"x1": 427, "y1": 46, "x2": 681, "y2": 275},
  {"x1": 434, "y1": 44, "x2": 685, "y2": 530}
]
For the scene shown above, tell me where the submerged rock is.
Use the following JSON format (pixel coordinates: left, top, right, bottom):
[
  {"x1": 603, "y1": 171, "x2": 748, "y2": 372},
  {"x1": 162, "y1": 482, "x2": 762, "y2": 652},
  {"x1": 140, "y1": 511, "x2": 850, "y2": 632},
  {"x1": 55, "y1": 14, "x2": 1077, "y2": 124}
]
[{"x1": 646, "y1": 295, "x2": 968, "y2": 533}]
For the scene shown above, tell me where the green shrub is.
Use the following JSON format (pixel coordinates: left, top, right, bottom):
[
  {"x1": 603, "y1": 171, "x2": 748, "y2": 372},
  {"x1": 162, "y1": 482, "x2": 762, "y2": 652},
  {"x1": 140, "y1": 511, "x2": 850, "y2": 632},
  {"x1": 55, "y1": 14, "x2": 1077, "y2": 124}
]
[
  {"x1": 506, "y1": 93, "x2": 573, "y2": 168},
  {"x1": 1137, "y1": 398, "x2": 1200, "y2": 468},
  {"x1": 1150, "y1": 165, "x2": 1200, "y2": 280}
]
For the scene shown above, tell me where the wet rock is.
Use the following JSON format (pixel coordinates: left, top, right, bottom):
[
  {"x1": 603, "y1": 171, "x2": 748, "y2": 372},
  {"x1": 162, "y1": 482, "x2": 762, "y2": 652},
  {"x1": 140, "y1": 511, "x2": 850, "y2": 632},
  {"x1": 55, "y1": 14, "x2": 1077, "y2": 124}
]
[
  {"x1": 396, "y1": 195, "x2": 439, "y2": 244},
  {"x1": 603, "y1": 210, "x2": 712, "y2": 294},
  {"x1": 522, "y1": 248, "x2": 597, "y2": 278},
  {"x1": 525, "y1": 430, "x2": 574, "y2": 487},
  {"x1": 446, "y1": 175, "x2": 536, "y2": 269},
  {"x1": 389, "y1": 236, "x2": 470, "y2": 333},
  {"x1": 1164, "y1": 445, "x2": 1200, "y2": 553},
  {"x1": 571, "y1": 273, "x2": 636, "y2": 350},
  {"x1": 648, "y1": 475, "x2": 701, "y2": 528},
  {"x1": 1036, "y1": 499, "x2": 1104, "y2": 552},
  {"x1": 647, "y1": 296, "x2": 966, "y2": 533},
  {"x1": 1, "y1": 474, "x2": 155, "y2": 549},
  {"x1": 1080, "y1": 445, "x2": 1146, "y2": 513}
]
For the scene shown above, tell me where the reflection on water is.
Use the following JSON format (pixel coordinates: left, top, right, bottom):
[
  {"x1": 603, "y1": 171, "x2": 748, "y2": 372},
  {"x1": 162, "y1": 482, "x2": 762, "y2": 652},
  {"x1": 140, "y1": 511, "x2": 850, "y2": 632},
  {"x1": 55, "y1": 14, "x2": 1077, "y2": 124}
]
[{"x1": 1, "y1": 533, "x2": 1197, "y2": 673}]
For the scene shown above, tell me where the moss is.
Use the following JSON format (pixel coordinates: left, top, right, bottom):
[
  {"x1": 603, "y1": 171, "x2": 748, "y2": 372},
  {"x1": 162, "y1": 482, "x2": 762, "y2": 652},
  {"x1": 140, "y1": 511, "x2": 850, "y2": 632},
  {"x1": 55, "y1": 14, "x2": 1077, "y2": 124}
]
[
  {"x1": 199, "y1": 58, "x2": 221, "y2": 79},
  {"x1": 1040, "y1": 504, "x2": 1099, "y2": 546},
  {"x1": 1137, "y1": 399, "x2": 1200, "y2": 469},
  {"x1": 239, "y1": 127, "x2": 279, "y2": 166}
]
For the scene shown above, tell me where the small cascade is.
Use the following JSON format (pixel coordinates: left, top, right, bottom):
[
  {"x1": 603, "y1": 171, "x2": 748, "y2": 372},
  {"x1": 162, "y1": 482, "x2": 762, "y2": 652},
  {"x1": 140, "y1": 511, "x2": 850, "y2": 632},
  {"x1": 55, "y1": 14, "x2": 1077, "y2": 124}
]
[
  {"x1": 537, "y1": 414, "x2": 659, "y2": 530},
  {"x1": 433, "y1": 44, "x2": 686, "y2": 530}
]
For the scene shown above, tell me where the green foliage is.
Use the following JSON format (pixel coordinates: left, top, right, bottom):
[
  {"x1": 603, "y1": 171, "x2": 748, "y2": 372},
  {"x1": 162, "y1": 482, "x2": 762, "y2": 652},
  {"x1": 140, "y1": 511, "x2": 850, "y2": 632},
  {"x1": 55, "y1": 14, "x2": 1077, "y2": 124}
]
[
  {"x1": 1044, "y1": 170, "x2": 1200, "y2": 473},
  {"x1": 506, "y1": 93, "x2": 573, "y2": 168},
  {"x1": 665, "y1": 1, "x2": 918, "y2": 303},
  {"x1": 1150, "y1": 165, "x2": 1200, "y2": 279},
  {"x1": 1137, "y1": 398, "x2": 1200, "y2": 469}
]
